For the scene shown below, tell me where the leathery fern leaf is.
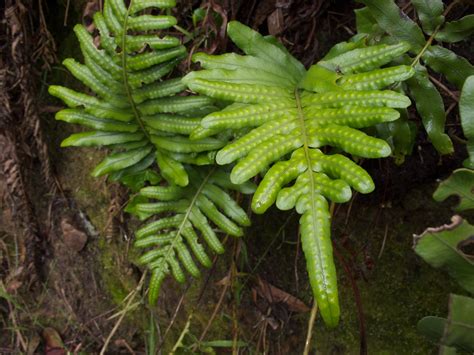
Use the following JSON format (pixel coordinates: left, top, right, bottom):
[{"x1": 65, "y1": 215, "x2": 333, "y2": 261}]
[
  {"x1": 127, "y1": 166, "x2": 255, "y2": 304},
  {"x1": 184, "y1": 21, "x2": 415, "y2": 327},
  {"x1": 49, "y1": 0, "x2": 223, "y2": 186}
]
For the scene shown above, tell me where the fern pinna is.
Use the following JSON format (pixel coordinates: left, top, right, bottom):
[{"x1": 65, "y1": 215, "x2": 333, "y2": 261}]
[
  {"x1": 48, "y1": 1, "x2": 251, "y2": 304},
  {"x1": 184, "y1": 21, "x2": 415, "y2": 327}
]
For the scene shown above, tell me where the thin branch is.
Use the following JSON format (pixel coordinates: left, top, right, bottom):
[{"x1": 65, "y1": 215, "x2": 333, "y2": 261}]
[
  {"x1": 303, "y1": 302, "x2": 319, "y2": 355},
  {"x1": 100, "y1": 272, "x2": 147, "y2": 355},
  {"x1": 429, "y1": 75, "x2": 459, "y2": 102}
]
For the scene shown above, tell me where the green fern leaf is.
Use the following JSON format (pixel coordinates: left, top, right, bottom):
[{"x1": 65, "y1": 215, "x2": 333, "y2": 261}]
[
  {"x1": 184, "y1": 21, "x2": 415, "y2": 327},
  {"x1": 127, "y1": 166, "x2": 255, "y2": 304},
  {"x1": 48, "y1": 0, "x2": 224, "y2": 186}
]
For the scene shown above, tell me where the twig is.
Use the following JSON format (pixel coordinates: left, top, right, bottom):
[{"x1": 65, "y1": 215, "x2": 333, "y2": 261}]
[
  {"x1": 115, "y1": 339, "x2": 136, "y2": 354},
  {"x1": 170, "y1": 313, "x2": 193, "y2": 354},
  {"x1": 429, "y1": 75, "x2": 459, "y2": 102},
  {"x1": 294, "y1": 226, "x2": 301, "y2": 293},
  {"x1": 344, "y1": 192, "x2": 358, "y2": 227},
  {"x1": 303, "y1": 302, "x2": 318, "y2": 355},
  {"x1": 445, "y1": 101, "x2": 458, "y2": 117},
  {"x1": 64, "y1": 0, "x2": 70, "y2": 26},
  {"x1": 377, "y1": 224, "x2": 389, "y2": 259},
  {"x1": 99, "y1": 272, "x2": 147, "y2": 355},
  {"x1": 173, "y1": 25, "x2": 194, "y2": 41}
]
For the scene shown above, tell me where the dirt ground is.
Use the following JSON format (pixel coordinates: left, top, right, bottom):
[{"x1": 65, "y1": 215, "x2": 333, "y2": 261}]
[{"x1": 1, "y1": 0, "x2": 472, "y2": 354}]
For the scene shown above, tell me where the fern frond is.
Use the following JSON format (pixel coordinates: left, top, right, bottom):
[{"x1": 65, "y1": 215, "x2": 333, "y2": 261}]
[
  {"x1": 127, "y1": 166, "x2": 254, "y2": 304},
  {"x1": 184, "y1": 21, "x2": 415, "y2": 327},
  {"x1": 49, "y1": 0, "x2": 223, "y2": 186}
]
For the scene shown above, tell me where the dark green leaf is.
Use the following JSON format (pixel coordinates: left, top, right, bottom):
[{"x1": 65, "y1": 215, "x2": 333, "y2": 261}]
[
  {"x1": 440, "y1": 346, "x2": 458, "y2": 355},
  {"x1": 411, "y1": 0, "x2": 445, "y2": 34},
  {"x1": 124, "y1": 194, "x2": 151, "y2": 220},
  {"x1": 354, "y1": 7, "x2": 379, "y2": 34},
  {"x1": 433, "y1": 169, "x2": 474, "y2": 211},
  {"x1": 423, "y1": 45, "x2": 474, "y2": 89},
  {"x1": 192, "y1": 8, "x2": 206, "y2": 27},
  {"x1": 358, "y1": 0, "x2": 425, "y2": 51},
  {"x1": 460, "y1": 76, "x2": 474, "y2": 168},
  {"x1": 418, "y1": 316, "x2": 447, "y2": 343},
  {"x1": 418, "y1": 295, "x2": 474, "y2": 353},
  {"x1": 436, "y1": 14, "x2": 474, "y2": 43},
  {"x1": 407, "y1": 66, "x2": 453, "y2": 155},
  {"x1": 414, "y1": 216, "x2": 474, "y2": 293},
  {"x1": 444, "y1": 294, "x2": 474, "y2": 352},
  {"x1": 119, "y1": 169, "x2": 162, "y2": 192},
  {"x1": 376, "y1": 108, "x2": 416, "y2": 164}
]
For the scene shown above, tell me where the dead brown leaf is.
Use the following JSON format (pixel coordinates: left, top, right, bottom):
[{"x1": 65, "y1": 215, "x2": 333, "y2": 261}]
[
  {"x1": 267, "y1": 8, "x2": 284, "y2": 35},
  {"x1": 254, "y1": 276, "x2": 310, "y2": 313},
  {"x1": 42, "y1": 327, "x2": 66, "y2": 355}
]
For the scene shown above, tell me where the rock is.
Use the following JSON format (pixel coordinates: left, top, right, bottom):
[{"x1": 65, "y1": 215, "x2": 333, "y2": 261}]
[{"x1": 60, "y1": 219, "x2": 88, "y2": 252}]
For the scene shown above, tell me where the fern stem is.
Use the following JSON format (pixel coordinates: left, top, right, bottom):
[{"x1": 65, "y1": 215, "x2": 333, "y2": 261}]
[
  {"x1": 410, "y1": 30, "x2": 438, "y2": 68},
  {"x1": 170, "y1": 312, "x2": 193, "y2": 354},
  {"x1": 173, "y1": 25, "x2": 194, "y2": 40},
  {"x1": 411, "y1": 0, "x2": 461, "y2": 68},
  {"x1": 120, "y1": 0, "x2": 151, "y2": 140},
  {"x1": 303, "y1": 301, "x2": 319, "y2": 355}
]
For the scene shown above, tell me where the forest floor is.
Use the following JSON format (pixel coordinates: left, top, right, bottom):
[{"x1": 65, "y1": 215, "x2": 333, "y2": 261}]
[{"x1": 1, "y1": 0, "x2": 473, "y2": 354}]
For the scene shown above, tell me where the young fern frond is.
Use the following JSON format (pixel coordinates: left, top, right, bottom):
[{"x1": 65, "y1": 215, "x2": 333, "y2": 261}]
[
  {"x1": 127, "y1": 166, "x2": 255, "y2": 304},
  {"x1": 48, "y1": 0, "x2": 224, "y2": 186},
  {"x1": 184, "y1": 21, "x2": 415, "y2": 327}
]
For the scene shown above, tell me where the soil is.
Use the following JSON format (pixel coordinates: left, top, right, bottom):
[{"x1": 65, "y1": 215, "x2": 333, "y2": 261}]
[{"x1": 0, "y1": 0, "x2": 473, "y2": 354}]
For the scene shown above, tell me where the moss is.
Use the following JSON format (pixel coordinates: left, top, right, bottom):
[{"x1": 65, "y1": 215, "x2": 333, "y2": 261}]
[
  {"x1": 312, "y1": 184, "x2": 461, "y2": 353},
  {"x1": 98, "y1": 238, "x2": 134, "y2": 304}
]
